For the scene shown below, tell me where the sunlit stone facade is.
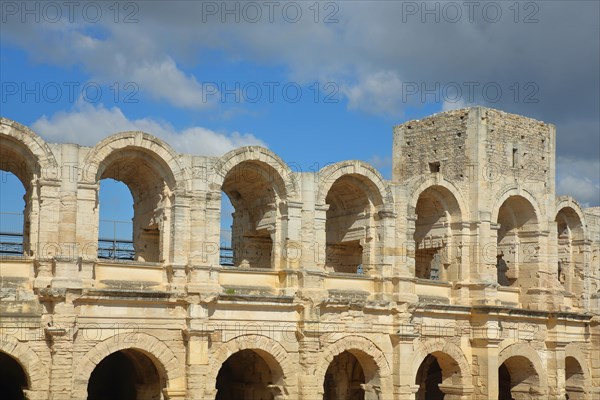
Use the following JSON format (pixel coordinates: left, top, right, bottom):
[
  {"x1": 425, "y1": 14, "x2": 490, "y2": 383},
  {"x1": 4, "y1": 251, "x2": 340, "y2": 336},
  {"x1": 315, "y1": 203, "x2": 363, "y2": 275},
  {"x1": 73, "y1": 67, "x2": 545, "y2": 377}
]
[{"x1": 0, "y1": 107, "x2": 598, "y2": 399}]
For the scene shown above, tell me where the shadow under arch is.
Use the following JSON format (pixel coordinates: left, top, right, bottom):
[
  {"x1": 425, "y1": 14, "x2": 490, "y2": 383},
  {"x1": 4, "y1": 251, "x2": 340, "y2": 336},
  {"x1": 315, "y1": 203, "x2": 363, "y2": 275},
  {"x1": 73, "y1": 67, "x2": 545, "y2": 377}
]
[
  {"x1": 409, "y1": 183, "x2": 465, "y2": 282},
  {"x1": 411, "y1": 340, "x2": 473, "y2": 399},
  {"x1": 213, "y1": 146, "x2": 298, "y2": 199},
  {"x1": 491, "y1": 188, "x2": 542, "y2": 289},
  {"x1": 564, "y1": 343, "x2": 592, "y2": 398},
  {"x1": 72, "y1": 332, "x2": 185, "y2": 399},
  {"x1": 555, "y1": 198, "x2": 587, "y2": 300},
  {"x1": 207, "y1": 334, "x2": 296, "y2": 399},
  {"x1": 0, "y1": 335, "x2": 51, "y2": 398},
  {"x1": 316, "y1": 160, "x2": 393, "y2": 208},
  {"x1": 498, "y1": 343, "x2": 548, "y2": 399},
  {"x1": 315, "y1": 336, "x2": 393, "y2": 400}
]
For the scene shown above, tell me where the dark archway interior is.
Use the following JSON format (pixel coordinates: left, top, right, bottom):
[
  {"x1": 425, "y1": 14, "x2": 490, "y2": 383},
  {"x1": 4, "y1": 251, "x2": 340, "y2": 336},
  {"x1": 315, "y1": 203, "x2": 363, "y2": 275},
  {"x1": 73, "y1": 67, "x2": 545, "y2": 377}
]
[
  {"x1": 325, "y1": 175, "x2": 373, "y2": 273},
  {"x1": 416, "y1": 354, "x2": 444, "y2": 400},
  {"x1": 222, "y1": 161, "x2": 282, "y2": 269},
  {"x1": 496, "y1": 195, "x2": 538, "y2": 287},
  {"x1": 87, "y1": 350, "x2": 161, "y2": 400},
  {"x1": 499, "y1": 363, "x2": 513, "y2": 400},
  {"x1": 0, "y1": 352, "x2": 27, "y2": 400},
  {"x1": 565, "y1": 356, "x2": 585, "y2": 399},
  {"x1": 216, "y1": 349, "x2": 275, "y2": 400},
  {"x1": 324, "y1": 351, "x2": 365, "y2": 400}
]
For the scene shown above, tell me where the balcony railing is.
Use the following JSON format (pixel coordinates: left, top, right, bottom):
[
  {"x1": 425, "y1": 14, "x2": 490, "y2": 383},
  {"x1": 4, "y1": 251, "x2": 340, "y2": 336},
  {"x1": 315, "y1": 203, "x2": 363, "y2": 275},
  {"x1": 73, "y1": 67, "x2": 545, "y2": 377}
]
[
  {"x1": 0, "y1": 212, "x2": 23, "y2": 255},
  {"x1": 1, "y1": 216, "x2": 241, "y2": 265},
  {"x1": 220, "y1": 229, "x2": 234, "y2": 266},
  {"x1": 98, "y1": 219, "x2": 134, "y2": 260}
]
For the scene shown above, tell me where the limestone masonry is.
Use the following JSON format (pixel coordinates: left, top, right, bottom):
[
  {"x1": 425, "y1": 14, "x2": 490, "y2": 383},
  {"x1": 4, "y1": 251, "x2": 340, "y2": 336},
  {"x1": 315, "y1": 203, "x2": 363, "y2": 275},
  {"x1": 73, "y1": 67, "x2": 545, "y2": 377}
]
[{"x1": 0, "y1": 107, "x2": 598, "y2": 399}]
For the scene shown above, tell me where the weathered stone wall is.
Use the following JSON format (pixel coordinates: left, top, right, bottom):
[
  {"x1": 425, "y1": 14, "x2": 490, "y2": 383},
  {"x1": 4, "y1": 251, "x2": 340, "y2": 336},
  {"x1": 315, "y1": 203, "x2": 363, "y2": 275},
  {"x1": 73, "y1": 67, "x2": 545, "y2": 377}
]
[{"x1": 0, "y1": 108, "x2": 598, "y2": 400}]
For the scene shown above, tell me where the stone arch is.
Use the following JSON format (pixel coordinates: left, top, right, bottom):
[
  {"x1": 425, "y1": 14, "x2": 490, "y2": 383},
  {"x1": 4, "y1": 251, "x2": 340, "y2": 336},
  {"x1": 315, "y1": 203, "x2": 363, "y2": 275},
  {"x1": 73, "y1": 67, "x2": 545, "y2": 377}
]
[
  {"x1": 82, "y1": 131, "x2": 189, "y2": 263},
  {"x1": 1, "y1": 119, "x2": 60, "y2": 257},
  {"x1": 564, "y1": 343, "x2": 591, "y2": 382},
  {"x1": 556, "y1": 196, "x2": 588, "y2": 238},
  {"x1": 315, "y1": 335, "x2": 393, "y2": 400},
  {"x1": 214, "y1": 147, "x2": 298, "y2": 269},
  {"x1": 316, "y1": 160, "x2": 393, "y2": 207},
  {"x1": 564, "y1": 343, "x2": 591, "y2": 398},
  {"x1": 72, "y1": 332, "x2": 185, "y2": 399},
  {"x1": 207, "y1": 334, "x2": 296, "y2": 399},
  {"x1": 407, "y1": 178, "x2": 468, "y2": 221},
  {"x1": 492, "y1": 188, "x2": 542, "y2": 288},
  {"x1": 408, "y1": 182, "x2": 466, "y2": 282},
  {"x1": 0, "y1": 118, "x2": 59, "y2": 182},
  {"x1": 0, "y1": 335, "x2": 50, "y2": 396},
  {"x1": 318, "y1": 161, "x2": 393, "y2": 275},
  {"x1": 498, "y1": 343, "x2": 548, "y2": 398},
  {"x1": 82, "y1": 131, "x2": 190, "y2": 191},
  {"x1": 214, "y1": 146, "x2": 298, "y2": 199},
  {"x1": 411, "y1": 339, "x2": 473, "y2": 391},
  {"x1": 491, "y1": 187, "x2": 543, "y2": 224},
  {"x1": 555, "y1": 198, "x2": 587, "y2": 297}
]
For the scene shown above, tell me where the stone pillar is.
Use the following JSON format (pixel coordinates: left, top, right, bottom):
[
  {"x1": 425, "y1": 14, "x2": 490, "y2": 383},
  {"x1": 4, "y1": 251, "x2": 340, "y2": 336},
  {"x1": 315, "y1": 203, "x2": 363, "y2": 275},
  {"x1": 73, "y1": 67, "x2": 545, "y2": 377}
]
[
  {"x1": 296, "y1": 318, "x2": 325, "y2": 399},
  {"x1": 464, "y1": 215, "x2": 501, "y2": 306},
  {"x1": 188, "y1": 191, "x2": 222, "y2": 294},
  {"x1": 183, "y1": 325, "x2": 214, "y2": 400},
  {"x1": 392, "y1": 327, "x2": 420, "y2": 400},
  {"x1": 33, "y1": 181, "x2": 61, "y2": 288},
  {"x1": 46, "y1": 300, "x2": 75, "y2": 400},
  {"x1": 470, "y1": 322, "x2": 503, "y2": 400},
  {"x1": 546, "y1": 339, "x2": 568, "y2": 400},
  {"x1": 314, "y1": 204, "x2": 328, "y2": 270},
  {"x1": 170, "y1": 191, "x2": 191, "y2": 265}
]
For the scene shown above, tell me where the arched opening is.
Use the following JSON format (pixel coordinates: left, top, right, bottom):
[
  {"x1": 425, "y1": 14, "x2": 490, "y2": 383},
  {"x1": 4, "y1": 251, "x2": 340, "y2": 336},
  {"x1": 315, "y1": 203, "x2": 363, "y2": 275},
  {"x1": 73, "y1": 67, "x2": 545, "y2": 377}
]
[
  {"x1": 0, "y1": 136, "x2": 38, "y2": 257},
  {"x1": 0, "y1": 171, "x2": 26, "y2": 256},
  {"x1": 498, "y1": 363, "x2": 512, "y2": 400},
  {"x1": 96, "y1": 148, "x2": 175, "y2": 263},
  {"x1": 215, "y1": 349, "x2": 282, "y2": 400},
  {"x1": 0, "y1": 352, "x2": 28, "y2": 400},
  {"x1": 219, "y1": 194, "x2": 235, "y2": 266},
  {"x1": 324, "y1": 351, "x2": 365, "y2": 400},
  {"x1": 565, "y1": 356, "x2": 586, "y2": 399},
  {"x1": 415, "y1": 354, "x2": 443, "y2": 400},
  {"x1": 325, "y1": 175, "x2": 381, "y2": 274},
  {"x1": 415, "y1": 351, "x2": 466, "y2": 400},
  {"x1": 97, "y1": 179, "x2": 134, "y2": 260},
  {"x1": 221, "y1": 161, "x2": 285, "y2": 269},
  {"x1": 555, "y1": 208, "x2": 585, "y2": 296},
  {"x1": 498, "y1": 356, "x2": 541, "y2": 400},
  {"x1": 413, "y1": 186, "x2": 462, "y2": 281},
  {"x1": 87, "y1": 349, "x2": 163, "y2": 400},
  {"x1": 496, "y1": 196, "x2": 538, "y2": 287}
]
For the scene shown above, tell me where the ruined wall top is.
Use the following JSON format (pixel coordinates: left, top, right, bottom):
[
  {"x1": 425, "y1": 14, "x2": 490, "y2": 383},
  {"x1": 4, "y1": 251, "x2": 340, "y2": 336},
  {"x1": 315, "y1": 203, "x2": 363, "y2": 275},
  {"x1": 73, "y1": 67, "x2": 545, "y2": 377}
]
[{"x1": 392, "y1": 107, "x2": 555, "y2": 191}]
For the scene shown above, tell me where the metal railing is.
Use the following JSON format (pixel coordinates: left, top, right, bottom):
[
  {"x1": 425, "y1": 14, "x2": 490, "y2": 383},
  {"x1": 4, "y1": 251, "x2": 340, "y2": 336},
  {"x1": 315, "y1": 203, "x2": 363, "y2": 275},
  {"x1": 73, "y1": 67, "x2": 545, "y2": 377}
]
[
  {"x1": 220, "y1": 229, "x2": 233, "y2": 266},
  {"x1": 98, "y1": 219, "x2": 134, "y2": 260},
  {"x1": 0, "y1": 212, "x2": 24, "y2": 255},
  {"x1": 2, "y1": 217, "x2": 247, "y2": 265}
]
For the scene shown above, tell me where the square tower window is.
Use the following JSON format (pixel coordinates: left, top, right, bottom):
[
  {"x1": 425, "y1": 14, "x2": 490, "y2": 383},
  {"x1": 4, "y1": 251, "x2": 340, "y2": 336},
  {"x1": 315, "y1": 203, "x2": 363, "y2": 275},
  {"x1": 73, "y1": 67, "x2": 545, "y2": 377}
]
[{"x1": 429, "y1": 162, "x2": 440, "y2": 173}]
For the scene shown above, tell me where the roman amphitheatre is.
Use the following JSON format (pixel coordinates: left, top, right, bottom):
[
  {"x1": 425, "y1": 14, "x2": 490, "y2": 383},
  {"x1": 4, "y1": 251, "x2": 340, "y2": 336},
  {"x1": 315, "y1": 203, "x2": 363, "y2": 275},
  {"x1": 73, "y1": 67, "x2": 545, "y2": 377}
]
[{"x1": 0, "y1": 107, "x2": 598, "y2": 399}]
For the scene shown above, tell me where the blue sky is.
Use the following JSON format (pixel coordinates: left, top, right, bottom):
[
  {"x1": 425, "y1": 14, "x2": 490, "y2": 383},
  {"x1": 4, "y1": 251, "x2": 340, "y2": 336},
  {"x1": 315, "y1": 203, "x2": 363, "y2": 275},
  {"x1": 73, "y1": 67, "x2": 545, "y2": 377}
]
[{"x1": 1, "y1": 1, "x2": 599, "y2": 237}]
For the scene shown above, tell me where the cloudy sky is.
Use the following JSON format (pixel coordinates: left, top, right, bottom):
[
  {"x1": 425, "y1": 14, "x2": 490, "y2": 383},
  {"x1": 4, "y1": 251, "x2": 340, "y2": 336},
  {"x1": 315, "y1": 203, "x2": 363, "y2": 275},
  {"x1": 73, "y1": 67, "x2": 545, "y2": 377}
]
[{"x1": 1, "y1": 0, "x2": 599, "y2": 217}]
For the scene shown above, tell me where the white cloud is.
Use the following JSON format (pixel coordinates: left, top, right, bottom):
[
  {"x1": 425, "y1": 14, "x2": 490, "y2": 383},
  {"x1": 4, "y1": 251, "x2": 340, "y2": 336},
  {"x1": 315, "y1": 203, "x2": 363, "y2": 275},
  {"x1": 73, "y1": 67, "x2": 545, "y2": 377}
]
[
  {"x1": 556, "y1": 157, "x2": 600, "y2": 207},
  {"x1": 31, "y1": 102, "x2": 265, "y2": 156},
  {"x1": 342, "y1": 70, "x2": 405, "y2": 116},
  {"x1": 442, "y1": 98, "x2": 467, "y2": 112},
  {"x1": 3, "y1": 19, "x2": 213, "y2": 110}
]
